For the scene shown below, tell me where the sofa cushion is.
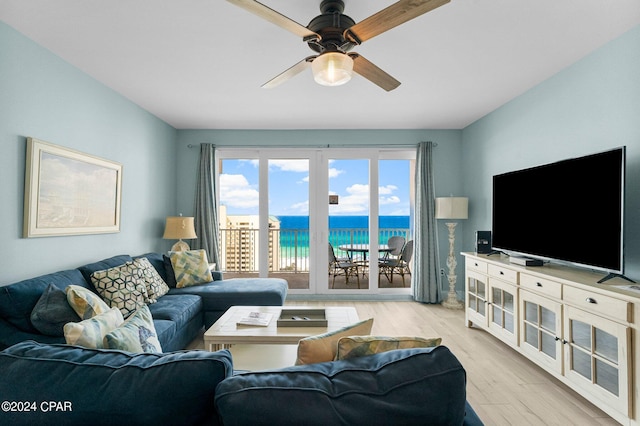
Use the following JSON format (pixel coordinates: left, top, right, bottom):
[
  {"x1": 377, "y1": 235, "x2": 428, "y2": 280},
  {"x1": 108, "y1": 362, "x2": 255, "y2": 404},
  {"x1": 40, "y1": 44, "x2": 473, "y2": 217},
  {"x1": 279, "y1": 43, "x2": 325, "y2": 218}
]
[
  {"x1": 30, "y1": 283, "x2": 80, "y2": 336},
  {"x1": 151, "y1": 319, "x2": 177, "y2": 350},
  {"x1": 0, "y1": 269, "x2": 87, "y2": 333},
  {"x1": 104, "y1": 305, "x2": 162, "y2": 353},
  {"x1": 295, "y1": 318, "x2": 374, "y2": 365},
  {"x1": 215, "y1": 345, "x2": 467, "y2": 426},
  {"x1": 336, "y1": 335, "x2": 442, "y2": 360},
  {"x1": 90, "y1": 261, "x2": 149, "y2": 318},
  {"x1": 170, "y1": 249, "x2": 213, "y2": 288},
  {"x1": 147, "y1": 294, "x2": 203, "y2": 330},
  {"x1": 66, "y1": 284, "x2": 111, "y2": 320},
  {"x1": 63, "y1": 307, "x2": 124, "y2": 349},
  {"x1": 78, "y1": 254, "x2": 133, "y2": 287},
  {"x1": 134, "y1": 257, "x2": 169, "y2": 302},
  {"x1": 0, "y1": 341, "x2": 233, "y2": 426},
  {"x1": 168, "y1": 278, "x2": 288, "y2": 313}
]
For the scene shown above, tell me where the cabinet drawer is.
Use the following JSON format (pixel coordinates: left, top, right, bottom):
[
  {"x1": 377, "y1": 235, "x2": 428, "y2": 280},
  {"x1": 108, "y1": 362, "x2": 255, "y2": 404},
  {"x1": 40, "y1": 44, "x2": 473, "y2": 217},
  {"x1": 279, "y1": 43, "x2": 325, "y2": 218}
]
[
  {"x1": 563, "y1": 286, "x2": 632, "y2": 323},
  {"x1": 488, "y1": 264, "x2": 518, "y2": 284},
  {"x1": 466, "y1": 258, "x2": 488, "y2": 274},
  {"x1": 520, "y1": 273, "x2": 562, "y2": 299}
]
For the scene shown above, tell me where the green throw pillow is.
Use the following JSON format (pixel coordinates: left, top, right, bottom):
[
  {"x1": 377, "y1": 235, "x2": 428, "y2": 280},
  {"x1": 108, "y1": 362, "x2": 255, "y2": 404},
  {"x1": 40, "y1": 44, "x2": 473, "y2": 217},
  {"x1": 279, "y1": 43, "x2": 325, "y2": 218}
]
[
  {"x1": 104, "y1": 305, "x2": 162, "y2": 353},
  {"x1": 295, "y1": 318, "x2": 374, "y2": 365},
  {"x1": 336, "y1": 336, "x2": 442, "y2": 360},
  {"x1": 170, "y1": 250, "x2": 213, "y2": 288},
  {"x1": 63, "y1": 308, "x2": 124, "y2": 349}
]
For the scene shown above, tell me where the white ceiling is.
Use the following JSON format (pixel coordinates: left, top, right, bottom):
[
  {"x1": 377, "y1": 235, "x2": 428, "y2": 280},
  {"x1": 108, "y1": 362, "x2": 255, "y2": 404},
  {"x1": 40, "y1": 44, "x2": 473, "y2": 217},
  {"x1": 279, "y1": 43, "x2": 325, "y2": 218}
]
[{"x1": 2, "y1": 0, "x2": 639, "y2": 130}]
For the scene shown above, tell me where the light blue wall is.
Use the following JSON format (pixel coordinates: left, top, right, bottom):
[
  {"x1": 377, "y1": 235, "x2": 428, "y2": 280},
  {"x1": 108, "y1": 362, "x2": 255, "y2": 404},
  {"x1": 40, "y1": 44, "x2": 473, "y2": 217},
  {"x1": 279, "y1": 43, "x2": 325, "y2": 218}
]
[
  {"x1": 462, "y1": 25, "x2": 640, "y2": 281},
  {"x1": 0, "y1": 22, "x2": 178, "y2": 284},
  {"x1": 5, "y1": 16, "x2": 636, "y2": 292}
]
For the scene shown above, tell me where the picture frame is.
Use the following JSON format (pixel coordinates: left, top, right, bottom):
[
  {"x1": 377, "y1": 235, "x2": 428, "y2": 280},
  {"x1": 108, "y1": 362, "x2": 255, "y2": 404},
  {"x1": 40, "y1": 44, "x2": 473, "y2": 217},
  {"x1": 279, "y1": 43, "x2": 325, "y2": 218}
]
[{"x1": 23, "y1": 137, "x2": 123, "y2": 237}]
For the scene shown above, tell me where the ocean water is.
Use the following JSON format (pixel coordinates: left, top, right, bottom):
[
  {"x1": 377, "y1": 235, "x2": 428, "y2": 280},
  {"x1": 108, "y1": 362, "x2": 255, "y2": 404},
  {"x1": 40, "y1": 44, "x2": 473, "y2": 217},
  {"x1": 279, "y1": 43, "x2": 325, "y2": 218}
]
[
  {"x1": 277, "y1": 215, "x2": 410, "y2": 230},
  {"x1": 275, "y1": 215, "x2": 410, "y2": 254}
]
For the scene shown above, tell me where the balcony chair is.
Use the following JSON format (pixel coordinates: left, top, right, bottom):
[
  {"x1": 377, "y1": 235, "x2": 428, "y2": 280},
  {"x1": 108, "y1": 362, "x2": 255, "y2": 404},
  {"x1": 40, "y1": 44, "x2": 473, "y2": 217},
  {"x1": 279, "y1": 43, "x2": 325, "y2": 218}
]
[
  {"x1": 379, "y1": 240, "x2": 413, "y2": 287},
  {"x1": 329, "y1": 243, "x2": 360, "y2": 289},
  {"x1": 379, "y1": 235, "x2": 405, "y2": 262}
]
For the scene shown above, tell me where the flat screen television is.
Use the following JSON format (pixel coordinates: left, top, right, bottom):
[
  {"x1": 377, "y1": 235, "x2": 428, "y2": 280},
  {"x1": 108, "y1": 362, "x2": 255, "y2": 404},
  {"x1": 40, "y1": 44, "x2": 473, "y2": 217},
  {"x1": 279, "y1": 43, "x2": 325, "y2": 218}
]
[{"x1": 491, "y1": 147, "x2": 627, "y2": 282}]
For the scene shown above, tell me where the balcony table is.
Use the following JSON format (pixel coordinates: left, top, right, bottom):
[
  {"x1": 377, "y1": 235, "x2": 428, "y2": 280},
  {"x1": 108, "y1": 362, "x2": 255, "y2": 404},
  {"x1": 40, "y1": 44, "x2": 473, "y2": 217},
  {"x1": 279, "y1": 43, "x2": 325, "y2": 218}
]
[{"x1": 338, "y1": 244, "x2": 391, "y2": 276}]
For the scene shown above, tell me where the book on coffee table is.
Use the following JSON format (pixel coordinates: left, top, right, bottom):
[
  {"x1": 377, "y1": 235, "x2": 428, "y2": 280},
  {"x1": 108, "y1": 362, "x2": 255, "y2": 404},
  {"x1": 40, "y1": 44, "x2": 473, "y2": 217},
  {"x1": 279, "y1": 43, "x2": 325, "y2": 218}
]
[{"x1": 237, "y1": 311, "x2": 273, "y2": 327}]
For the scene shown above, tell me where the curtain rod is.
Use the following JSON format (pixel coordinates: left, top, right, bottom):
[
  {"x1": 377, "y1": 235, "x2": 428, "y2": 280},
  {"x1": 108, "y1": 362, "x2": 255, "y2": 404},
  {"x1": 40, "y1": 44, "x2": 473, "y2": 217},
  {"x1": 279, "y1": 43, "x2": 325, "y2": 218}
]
[{"x1": 186, "y1": 142, "x2": 436, "y2": 148}]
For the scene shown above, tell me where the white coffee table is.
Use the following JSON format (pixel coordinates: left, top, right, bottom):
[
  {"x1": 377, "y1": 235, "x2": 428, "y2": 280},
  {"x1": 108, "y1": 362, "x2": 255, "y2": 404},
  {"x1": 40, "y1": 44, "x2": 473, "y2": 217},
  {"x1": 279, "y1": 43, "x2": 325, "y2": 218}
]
[
  {"x1": 204, "y1": 306, "x2": 359, "y2": 370},
  {"x1": 205, "y1": 305, "x2": 359, "y2": 350}
]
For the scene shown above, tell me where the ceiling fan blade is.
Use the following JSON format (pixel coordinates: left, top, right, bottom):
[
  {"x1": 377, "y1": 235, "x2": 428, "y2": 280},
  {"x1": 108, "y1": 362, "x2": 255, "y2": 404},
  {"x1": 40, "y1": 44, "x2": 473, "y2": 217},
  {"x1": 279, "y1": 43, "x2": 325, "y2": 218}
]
[
  {"x1": 349, "y1": 53, "x2": 401, "y2": 92},
  {"x1": 345, "y1": 0, "x2": 450, "y2": 44},
  {"x1": 262, "y1": 57, "x2": 315, "y2": 89},
  {"x1": 227, "y1": 0, "x2": 320, "y2": 40}
]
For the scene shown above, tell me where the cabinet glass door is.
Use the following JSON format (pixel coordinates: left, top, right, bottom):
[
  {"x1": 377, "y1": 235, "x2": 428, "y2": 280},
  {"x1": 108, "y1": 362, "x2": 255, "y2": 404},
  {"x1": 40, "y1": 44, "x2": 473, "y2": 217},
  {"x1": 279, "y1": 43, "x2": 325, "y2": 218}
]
[
  {"x1": 488, "y1": 279, "x2": 517, "y2": 345},
  {"x1": 519, "y1": 290, "x2": 563, "y2": 374},
  {"x1": 564, "y1": 306, "x2": 631, "y2": 416},
  {"x1": 465, "y1": 271, "x2": 488, "y2": 328}
]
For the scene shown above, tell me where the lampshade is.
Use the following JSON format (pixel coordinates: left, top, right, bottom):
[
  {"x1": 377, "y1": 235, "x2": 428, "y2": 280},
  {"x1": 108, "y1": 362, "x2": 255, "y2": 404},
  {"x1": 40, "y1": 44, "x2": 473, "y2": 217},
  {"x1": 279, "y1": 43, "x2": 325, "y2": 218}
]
[
  {"x1": 435, "y1": 197, "x2": 469, "y2": 220},
  {"x1": 311, "y1": 52, "x2": 354, "y2": 87},
  {"x1": 163, "y1": 216, "x2": 197, "y2": 240}
]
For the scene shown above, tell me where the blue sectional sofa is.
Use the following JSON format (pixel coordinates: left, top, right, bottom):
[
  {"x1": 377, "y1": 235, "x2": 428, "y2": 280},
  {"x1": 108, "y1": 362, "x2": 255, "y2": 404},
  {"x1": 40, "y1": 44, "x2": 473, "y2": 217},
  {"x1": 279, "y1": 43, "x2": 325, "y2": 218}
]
[
  {"x1": 0, "y1": 252, "x2": 288, "y2": 352},
  {"x1": 0, "y1": 341, "x2": 483, "y2": 425},
  {"x1": 0, "y1": 252, "x2": 483, "y2": 425}
]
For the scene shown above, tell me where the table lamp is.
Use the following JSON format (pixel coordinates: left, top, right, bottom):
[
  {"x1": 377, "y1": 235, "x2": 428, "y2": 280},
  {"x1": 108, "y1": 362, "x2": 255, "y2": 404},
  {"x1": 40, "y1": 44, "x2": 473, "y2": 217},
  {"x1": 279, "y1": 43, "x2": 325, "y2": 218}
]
[
  {"x1": 436, "y1": 196, "x2": 468, "y2": 309},
  {"x1": 163, "y1": 216, "x2": 197, "y2": 252}
]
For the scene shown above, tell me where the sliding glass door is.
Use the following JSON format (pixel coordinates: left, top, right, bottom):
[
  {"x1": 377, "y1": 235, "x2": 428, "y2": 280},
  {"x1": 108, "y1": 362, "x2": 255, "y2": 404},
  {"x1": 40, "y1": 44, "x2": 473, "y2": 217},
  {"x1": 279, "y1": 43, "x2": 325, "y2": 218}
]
[
  {"x1": 268, "y1": 158, "x2": 310, "y2": 290},
  {"x1": 217, "y1": 148, "x2": 415, "y2": 295}
]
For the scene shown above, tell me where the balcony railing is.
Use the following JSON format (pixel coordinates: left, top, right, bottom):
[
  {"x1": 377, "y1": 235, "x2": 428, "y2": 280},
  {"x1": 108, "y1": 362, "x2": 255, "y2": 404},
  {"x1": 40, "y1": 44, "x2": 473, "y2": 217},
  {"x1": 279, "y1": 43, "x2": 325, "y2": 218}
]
[{"x1": 219, "y1": 227, "x2": 410, "y2": 273}]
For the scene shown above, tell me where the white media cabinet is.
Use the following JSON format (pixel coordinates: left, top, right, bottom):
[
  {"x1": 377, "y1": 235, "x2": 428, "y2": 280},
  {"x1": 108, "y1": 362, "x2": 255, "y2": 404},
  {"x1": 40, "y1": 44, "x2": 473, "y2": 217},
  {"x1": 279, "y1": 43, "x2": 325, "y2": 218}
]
[{"x1": 462, "y1": 252, "x2": 639, "y2": 425}]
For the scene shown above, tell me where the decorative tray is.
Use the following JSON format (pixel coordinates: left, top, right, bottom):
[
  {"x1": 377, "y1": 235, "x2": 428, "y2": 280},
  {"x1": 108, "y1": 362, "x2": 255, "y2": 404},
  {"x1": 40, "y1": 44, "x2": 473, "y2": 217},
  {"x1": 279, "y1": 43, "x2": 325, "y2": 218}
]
[{"x1": 277, "y1": 308, "x2": 327, "y2": 327}]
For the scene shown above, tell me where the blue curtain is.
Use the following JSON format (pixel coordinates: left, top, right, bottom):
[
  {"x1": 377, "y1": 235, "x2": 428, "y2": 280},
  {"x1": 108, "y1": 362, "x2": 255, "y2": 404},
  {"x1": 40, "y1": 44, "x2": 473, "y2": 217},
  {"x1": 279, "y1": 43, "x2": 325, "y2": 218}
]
[
  {"x1": 192, "y1": 144, "x2": 220, "y2": 269},
  {"x1": 412, "y1": 142, "x2": 441, "y2": 303}
]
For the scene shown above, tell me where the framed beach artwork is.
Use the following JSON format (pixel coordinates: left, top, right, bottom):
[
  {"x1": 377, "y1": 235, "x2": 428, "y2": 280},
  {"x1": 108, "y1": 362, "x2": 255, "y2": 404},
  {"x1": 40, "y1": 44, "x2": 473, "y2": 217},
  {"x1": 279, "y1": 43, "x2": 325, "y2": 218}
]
[{"x1": 23, "y1": 137, "x2": 122, "y2": 237}]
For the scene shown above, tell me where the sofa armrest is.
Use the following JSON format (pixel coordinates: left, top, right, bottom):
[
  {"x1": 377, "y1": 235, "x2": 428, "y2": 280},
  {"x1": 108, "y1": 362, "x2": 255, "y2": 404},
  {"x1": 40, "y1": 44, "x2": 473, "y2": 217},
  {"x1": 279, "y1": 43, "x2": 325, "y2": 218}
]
[{"x1": 1, "y1": 341, "x2": 233, "y2": 426}]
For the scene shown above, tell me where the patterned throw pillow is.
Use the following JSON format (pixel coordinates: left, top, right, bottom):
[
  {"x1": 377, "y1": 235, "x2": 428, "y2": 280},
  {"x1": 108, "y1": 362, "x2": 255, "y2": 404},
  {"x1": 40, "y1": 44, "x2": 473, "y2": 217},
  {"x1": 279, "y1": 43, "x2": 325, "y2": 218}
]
[
  {"x1": 30, "y1": 284, "x2": 81, "y2": 336},
  {"x1": 104, "y1": 305, "x2": 162, "y2": 353},
  {"x1": 66, "y1": 285, "x2": 111, "y2": 320},
  {"x1": 295, "y1": 318, "x2": 374, "y2": 365},
  {"x1": 63, "y1": 308, "x2": 124, "y2": 349},
  {"x1": 169, "y1": 250, "x2": 213, "y2": 288},
  {"x1": 336, "y1": 336, "x2": 442, "y2": 360},
  {"x1": 134, "y1": 257, "x2": 169, "y2": 303},
  {"x1": 91, "y1": 261, "x2": 149, "y2": 318}
]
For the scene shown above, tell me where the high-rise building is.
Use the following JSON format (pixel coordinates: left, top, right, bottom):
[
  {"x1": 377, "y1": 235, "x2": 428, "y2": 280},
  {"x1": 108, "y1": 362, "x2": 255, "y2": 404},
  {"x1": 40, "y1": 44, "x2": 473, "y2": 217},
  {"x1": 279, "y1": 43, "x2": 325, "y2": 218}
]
[{"x1": 219, "y1": 205, "x2": 280, "y2": 272}]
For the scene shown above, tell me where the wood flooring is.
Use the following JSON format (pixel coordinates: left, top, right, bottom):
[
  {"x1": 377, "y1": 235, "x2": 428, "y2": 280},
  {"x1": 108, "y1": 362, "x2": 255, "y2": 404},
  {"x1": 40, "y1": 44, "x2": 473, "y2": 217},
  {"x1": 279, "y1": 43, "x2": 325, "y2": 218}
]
[{"x1": 189, "y1": 300, "x2": 619, "y2": 425}]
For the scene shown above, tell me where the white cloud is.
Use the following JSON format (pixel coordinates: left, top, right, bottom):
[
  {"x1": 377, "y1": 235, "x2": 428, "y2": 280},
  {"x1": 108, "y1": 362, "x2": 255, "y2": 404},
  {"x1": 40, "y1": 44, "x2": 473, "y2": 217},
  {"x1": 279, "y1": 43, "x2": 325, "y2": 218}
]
[
  {"x1": 289, "y1": 200, "x2": 309, "y2": 214},
  {"x1": 269, "y1": 159, "x2": 309, "y2": 172},
  {"x1": 329, "y1": 183, "x2": 369, "y2": 214},
  {"x1": 379, "y1": 184, "x2": 398, "y2": 195},
  {"x1": 379, "y1": 185, "x2": 400, "y2": 205},
  {"x1": 219, "y1": 174, "x2": 259, "y2": 208},
  {"x1": 329, "y1": 168, "x2": 344, "y2": 178},
  {"x1": 380, "y1": 195, "x2": 401, "y2": 205}
]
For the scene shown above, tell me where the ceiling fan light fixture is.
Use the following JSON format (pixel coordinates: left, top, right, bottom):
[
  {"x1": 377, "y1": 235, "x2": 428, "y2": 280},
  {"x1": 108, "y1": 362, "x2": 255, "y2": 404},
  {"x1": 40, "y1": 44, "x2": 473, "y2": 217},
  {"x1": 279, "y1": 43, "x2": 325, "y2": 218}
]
[{"x1": 311, "y1": 52, "x2": 353, "y2": 86}]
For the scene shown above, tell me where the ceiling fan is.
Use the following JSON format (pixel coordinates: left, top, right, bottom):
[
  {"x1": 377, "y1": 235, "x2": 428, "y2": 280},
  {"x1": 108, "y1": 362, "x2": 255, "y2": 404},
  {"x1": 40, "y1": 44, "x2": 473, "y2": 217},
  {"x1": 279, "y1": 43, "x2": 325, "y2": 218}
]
[{"x1": 227, "y1": 0, "x2": 451, "y2": 91}]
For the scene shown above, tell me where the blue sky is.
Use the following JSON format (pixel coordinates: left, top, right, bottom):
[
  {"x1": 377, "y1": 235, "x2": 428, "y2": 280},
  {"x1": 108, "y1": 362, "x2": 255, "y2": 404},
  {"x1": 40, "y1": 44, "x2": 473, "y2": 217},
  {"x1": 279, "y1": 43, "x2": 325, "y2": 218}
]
[{"x1": 220, "y1": 158, "x2": 410, "y2": 216}]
